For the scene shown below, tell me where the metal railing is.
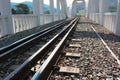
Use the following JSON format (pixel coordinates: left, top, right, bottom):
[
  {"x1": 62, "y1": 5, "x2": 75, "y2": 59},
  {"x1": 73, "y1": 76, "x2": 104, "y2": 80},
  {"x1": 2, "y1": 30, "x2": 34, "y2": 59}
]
[
  {"x1": 12, "y1": 14, "x2": 64, "y2": 33},
  {"x1": 103, "y1": 13, "x2": 116, "y2": 33},
  {"x1": 89, "y1": 13, "x2": 116, "y2": 34},
  {"x1": 0, "y1": 14, "x2": 65, "y2": 37},
  {"x1": 12, "y1": 15, "x2": 38, "y2": 33}
]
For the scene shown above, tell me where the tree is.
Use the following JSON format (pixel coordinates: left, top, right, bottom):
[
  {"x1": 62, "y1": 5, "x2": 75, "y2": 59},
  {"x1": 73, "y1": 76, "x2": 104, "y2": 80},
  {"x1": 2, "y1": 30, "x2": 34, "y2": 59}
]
[
  {"x1": 11, "y1": 8, "x2": 16, "y2": 14},
  {"x1": 15, "y1": 3, "x2": 30, "y2": 14},
  {"x1": 44, "y1": 10, "x2": 50, "y2": 14}
]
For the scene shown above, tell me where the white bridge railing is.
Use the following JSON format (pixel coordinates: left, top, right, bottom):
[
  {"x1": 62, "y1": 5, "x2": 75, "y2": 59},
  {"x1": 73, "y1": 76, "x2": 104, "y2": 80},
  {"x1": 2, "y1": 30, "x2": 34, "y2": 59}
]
[
  {"x1": 12, "y1": 15, "x2": 38, "y2": 33},
  {"x1": 89, "y1": 13, "x2": 117, "y2": 34},
  {"x1": 12, "y1": 14, "x2": 64, "y2": 33},
  {"x1": 103, "y1": 13, "x2": 116, "y2": 33},
  {"x1": 0, "y1": 14, "x2": 64, "y2": 37}
]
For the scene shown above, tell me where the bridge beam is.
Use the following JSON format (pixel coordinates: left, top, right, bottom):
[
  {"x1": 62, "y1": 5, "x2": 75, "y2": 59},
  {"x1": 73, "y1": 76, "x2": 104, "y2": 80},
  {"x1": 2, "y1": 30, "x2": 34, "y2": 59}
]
[
  {"x1": 60, "y1": 0, "x2": 68, "y2": 18},
  {"x1": 71, "y1": 1, "x2": 77, "y2": 17},
  {"x1": 86, "y1": 0, "x2": 99, "y2": 19},
  {"x1": 50, "y1": 0, "x2": 54, "y2": 21},
  {"x1": 99, "y1": 0, "x2": 110, "y2": 25},
  {"x1": 33, "y1": 0, "x2": 44, "y2": 25},
  {"x1": 115, "y1": 0, "x2": 120, "y2": 36},
  {"x1": 57, "y1": 0, "x2": 61, "y2": 20},
  {"x1": 0, "y1": 0, "x2": 14, "y2": 35},
  {"x1": 85, "y1": 0, "x2": 89, "y2": 17}
]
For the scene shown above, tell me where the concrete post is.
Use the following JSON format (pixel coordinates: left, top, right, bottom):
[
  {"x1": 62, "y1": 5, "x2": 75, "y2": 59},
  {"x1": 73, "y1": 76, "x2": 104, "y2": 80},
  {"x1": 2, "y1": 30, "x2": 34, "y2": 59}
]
[
  {"x1": 0, "y1": 0, "x2": 14, "y2": 36},
  {"x1": 115, "y1": 0, "x2": 120, "y2": 36},
  {"x1": 50, "y1": 0, "x2": 54, "y2": 21},
  {"x1": 57, "y1": 0, "x2": 60, "y2": 20},
  {"x1": 99, "y1": 0, "x2": 110, "y2": 25},
  {"x1": 33, "y1": 0, "x2": 44, "y2": 25}
]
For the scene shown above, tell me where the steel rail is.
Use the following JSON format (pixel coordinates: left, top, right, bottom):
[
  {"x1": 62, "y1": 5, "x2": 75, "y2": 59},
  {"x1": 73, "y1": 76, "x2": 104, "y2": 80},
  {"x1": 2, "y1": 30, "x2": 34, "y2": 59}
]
[
  {"x1": 32, "y1": 18, "x2": 79, "y2": 80},
  {"x1": 4, "y1": 18, "x2": 78, "y2": 80},
  {"x1": 0, "y1": 19, "x2": 73, "y2": 62},
  {"x1": 0, "y1": 19, "x2": 71, "y2": 54}
]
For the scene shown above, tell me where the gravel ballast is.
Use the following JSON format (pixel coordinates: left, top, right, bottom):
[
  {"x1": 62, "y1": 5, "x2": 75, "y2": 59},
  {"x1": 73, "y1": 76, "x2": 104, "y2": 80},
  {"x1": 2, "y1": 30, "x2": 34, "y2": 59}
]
[{"x1": 50, "y1": 17, "x2": 120, "y2": 80}]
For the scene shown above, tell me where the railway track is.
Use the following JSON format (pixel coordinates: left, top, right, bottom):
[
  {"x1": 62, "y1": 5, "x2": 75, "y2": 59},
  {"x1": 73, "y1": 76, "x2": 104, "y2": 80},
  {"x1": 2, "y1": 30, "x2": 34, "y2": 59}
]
[
  {"x1": 0, "y1": 18, "x2": 72, "y2": 61},
  {"x1": 32, "y1": 17, "x2": 120, "y2": 80},
  {"x1": 1, "y1": 17, "x2": 120, "y2": 80},
  {"x1": 0, "y1": 18, "x2": 78, "y2": 80}
]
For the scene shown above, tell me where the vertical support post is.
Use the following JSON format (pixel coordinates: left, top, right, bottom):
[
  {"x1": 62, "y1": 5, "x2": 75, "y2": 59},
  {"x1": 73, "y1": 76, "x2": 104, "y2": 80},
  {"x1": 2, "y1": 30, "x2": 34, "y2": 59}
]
[
  {"x1": 86, "y1": 0, "x2": 93, "y2": 19},
  {"x1": 71, "y1": 1, "x2": 76, "y2": 17},
  {"x1": 90, "y1": 0, "x2": 99, "y2": 21},
  {"x1": 40, "y1": 0, "x2": 44, "y2": 25},
  {"x1": 93, "y1": 0, "x2": 99, "y2": 13},
  {"x1": 85, "y1": 0, "x2": 89, "y2": 18},
  {"x1": 0, "y1": 0, "x2": 14, "y2": 36},
  {"x1": 57, "y1": 0, "x2": 60, "y2": 20},
  {"x1": 93, "y1": 0, "x2": 99, "y2": 22},
  {"x1": 33, "y1": 0, "x2": 44, "y2": 25},
  {"x1": 115, "y1": 0, "x2": 120, "y2": 36},
  {"x1": 60, "y1": 0, "x2": 67, "y2": 19},
  {"x1": 99, "y1": 0, "x2": 110, "y2": 25},
  {"x1": 50, "y1": 0, "x2": 54, "y2": 21},
  {"x1": 63, "y1": 0, "x2": 68, "y2": 18},
  {"x1": 87, "y1": 0, "x2": 91, "y2": 18},
  {"x1": 71, "y1": 2, "x2": 74, "y2": 17},
  {"x1": 88, "y1": 0, "x2": 96, "y2": 20}
]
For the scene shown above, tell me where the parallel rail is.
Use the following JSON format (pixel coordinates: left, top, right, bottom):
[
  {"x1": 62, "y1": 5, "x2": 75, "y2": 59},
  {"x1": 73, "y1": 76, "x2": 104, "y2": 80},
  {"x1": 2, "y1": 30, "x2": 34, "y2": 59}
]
[
  {"x1": 0, "y1": 19, "x2": 72, "y2": 62},
  {"x1": 4, "y1": 18, "x2": 78, "y2": 80},
  {"x1": 0, "y1": 20, "x2": 66, "y2": 54},
  {"x1": 32, "y1": 18, "x2": 79, "y2": 80}
]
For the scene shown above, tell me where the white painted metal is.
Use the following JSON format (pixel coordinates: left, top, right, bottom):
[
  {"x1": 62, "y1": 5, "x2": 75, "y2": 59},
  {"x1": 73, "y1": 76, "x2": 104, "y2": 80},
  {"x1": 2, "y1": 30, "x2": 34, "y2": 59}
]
[
  {"x1": 60, "y1": 0, "x2": 67, "y2": 18},
  {"x1": 90, "y1": 13, "x2": 116, "y2": 35},
  {"x1": 57, "y1": 0, "x2": 61, "y2": 20},
  {"x1": 12, "y1": 15, "x2": 38, "y2": 33},
  {"x1": 89, "y1": 0, "x2": 99, "y2": 21},
  {"x1": 115, "y1": 0, "x2": 120, "y2": 36},
  {"x1": 71, "y1": 1, "x2": 77, "y2": 17},
  {"x1": 103, "y1": 13, "x2": 116, "y2": 33},
  {"x1": 99, "y1": 0, "x2": 110, "y2": 25},
  {"x1": 0, "y1": 0, "x2": 118, "y2": 37},
  {"x1": 0, "y1": 0, "x2": 14, "y2": 36},
  {"x1": 50, "y1": 0, "x2": 54, "y2": 21},
  {"x1": 85, "y1": 0, "x2": 89, "y2": 17},
  {"x1": 33, "y1": 0, "x2": 44, "y2": 25}
]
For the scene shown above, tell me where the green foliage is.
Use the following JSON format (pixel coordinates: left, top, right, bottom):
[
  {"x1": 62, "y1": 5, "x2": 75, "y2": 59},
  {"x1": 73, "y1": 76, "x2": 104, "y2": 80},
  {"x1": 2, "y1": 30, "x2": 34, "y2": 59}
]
[
  {"x1": 109, "y1": 6, "x2": 117, "y2": 12},
  {"x1": 44, "y1": 10, "x2": 50, "y2": 14},
  {"x1": 11, "y1": 8, "x2": 16, "y2": 14},
  {"x1": 12, "y1": 3, "x2": 30, "y2": 14},
  {"x1": 16, "y1": 3, "x2": 30, "y2": 14}
]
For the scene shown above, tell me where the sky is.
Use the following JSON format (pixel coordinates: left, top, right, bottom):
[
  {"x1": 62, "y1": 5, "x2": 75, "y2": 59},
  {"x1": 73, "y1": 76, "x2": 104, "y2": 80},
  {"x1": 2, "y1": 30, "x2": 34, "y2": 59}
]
[{"x1": 11, "y1": 0, "x2": 74, "y2": 7}]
